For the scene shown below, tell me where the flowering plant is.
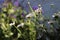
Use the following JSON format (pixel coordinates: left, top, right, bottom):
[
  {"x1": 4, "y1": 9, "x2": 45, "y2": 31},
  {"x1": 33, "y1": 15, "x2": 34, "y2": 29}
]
[{"x1": 0, "y1": 1, "x2": 60, "y2": 40}]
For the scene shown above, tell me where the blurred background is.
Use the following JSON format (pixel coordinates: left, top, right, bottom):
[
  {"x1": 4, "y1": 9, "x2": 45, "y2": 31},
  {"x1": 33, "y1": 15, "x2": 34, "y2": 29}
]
[
  {"x1": 1, "y1": 0, "x2": 60, "y2": 17},
  {"x1": 0, "y1": 0, "x2": 60, "y2": 17}
]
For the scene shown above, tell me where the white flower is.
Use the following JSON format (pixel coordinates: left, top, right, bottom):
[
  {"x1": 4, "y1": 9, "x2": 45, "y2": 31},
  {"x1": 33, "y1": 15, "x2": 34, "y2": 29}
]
[
  {"x1": 48, "y1": 21, "x2": 51, "y2": 24},
  {"x1": 9, "y1": 22, "x2": 15, "y2": 26},
  {"x1": 38, "y1": 4, "x2": 41, "y2": 7},
  {"x1": 5, "y1": 35, "x2": 9, "y2": 37},
  {"x1": 28, "y1": 2, "x2": 30, "y2": 4},
  {"x1": 35, "y1": 7, "x2": 42, "y2": 13},
  {"x1": 26, "y1": 13, "x2": 34, "y2": 18},
  {"x1": 52, "y1": 15, "x2": 55, "y2": 17},
  {"x1": 52, "y1": 13, "x2": 60, "y2": 17},
  {"x1": 17, "y1": 23, "x2": 24, "y2": 27},
  {"x1": 48, "y1": 21, "x2": 55, "y2": 24}
]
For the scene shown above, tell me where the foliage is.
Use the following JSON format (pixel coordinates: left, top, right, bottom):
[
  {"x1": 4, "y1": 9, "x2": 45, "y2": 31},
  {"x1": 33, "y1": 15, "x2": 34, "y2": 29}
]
[{"x1": 0, "y1": 1, "x2": 60, "y2": 40}]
